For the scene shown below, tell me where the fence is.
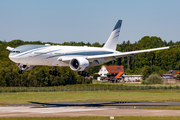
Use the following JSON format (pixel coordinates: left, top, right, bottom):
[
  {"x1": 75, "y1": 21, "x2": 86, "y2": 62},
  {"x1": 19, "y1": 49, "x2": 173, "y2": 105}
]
[{"x1": 0, "y1": 85, "x2": 179, "y2": 93}]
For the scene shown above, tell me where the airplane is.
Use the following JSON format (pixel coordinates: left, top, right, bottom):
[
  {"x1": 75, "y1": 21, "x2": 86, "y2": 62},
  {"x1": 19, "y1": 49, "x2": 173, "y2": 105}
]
[{"x1": 6, "y1": 20, "x2": 170, "y2": 77}]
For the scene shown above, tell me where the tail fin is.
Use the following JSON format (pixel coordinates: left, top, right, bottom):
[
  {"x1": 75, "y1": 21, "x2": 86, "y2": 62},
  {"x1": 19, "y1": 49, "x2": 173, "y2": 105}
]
[{"x1": 103, "y1": 20, "x2": 122, "y2": 50}]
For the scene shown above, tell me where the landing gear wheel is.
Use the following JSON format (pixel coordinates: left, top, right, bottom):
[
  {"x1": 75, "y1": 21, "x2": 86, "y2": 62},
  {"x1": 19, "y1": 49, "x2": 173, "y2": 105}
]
[
  {"x1": 49, "y1": 70, "x2": 61, "y2": 77},
  {"x1": 78, "y1": 71, "x2": 82, "y2": 75},
  {"x1": 18, "y1": 70, "x2": 23, "y2": 74},
  {"x1": 87, "y1": 73, "x2": 90, "y2": 77},
  {"x1": 53, "y1": 70, "x2": 57, "y2": 76},
  {"x1": 78, "y1": 71, "x2": 90, "y2": 77},
  {"x1": 58, "y1": 73, "x2": 61, "y2": 77},
  {"x1": 82, "y1": 71, "x2": 86, "y2": 77},
  {"x1": 49, "y1": 70, "x2": 53, "y2": 74},
  {"x1": 82, "y1": 71, "x2": 85, "y2": 75},
  {"x1": 85, "y1": 72, "x2": 88, "y2": 77}
]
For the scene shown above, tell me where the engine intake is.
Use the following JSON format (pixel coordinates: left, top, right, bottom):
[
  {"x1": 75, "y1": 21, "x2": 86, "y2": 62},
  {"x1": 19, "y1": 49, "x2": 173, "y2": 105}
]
[{"x1": 69, "y1": 58, "x2": 89, "y2": 71}]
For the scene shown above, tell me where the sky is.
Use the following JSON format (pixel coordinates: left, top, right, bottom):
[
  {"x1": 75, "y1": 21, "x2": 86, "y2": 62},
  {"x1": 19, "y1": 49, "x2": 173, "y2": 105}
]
[{"x1": 0, "y1": 0, "x2": 180, "y2": 44}]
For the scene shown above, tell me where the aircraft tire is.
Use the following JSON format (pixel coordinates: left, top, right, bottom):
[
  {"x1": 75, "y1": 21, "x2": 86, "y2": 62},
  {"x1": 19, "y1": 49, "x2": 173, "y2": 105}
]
[
  {"x1": 49, "y1": 70, "x2": 53, "y2": 74},
  {"x1": 82, "y1": 71, "x2": 85, "y2": 75},
  {"x1": 87, "y1": 73, "x2": 90, "y2": 77},
  {"x1": 53, "y1": 70, "x2": 57, "y2": 76},
  {"x1": 58, "y1": 73, "x2": 61, "y2": 77},
  {"x1": 78, "y1": 71, "x2": 82, "y2": 75},
  {"x1": 19, "y1": 70, "x2": 23, "y2": 74}
]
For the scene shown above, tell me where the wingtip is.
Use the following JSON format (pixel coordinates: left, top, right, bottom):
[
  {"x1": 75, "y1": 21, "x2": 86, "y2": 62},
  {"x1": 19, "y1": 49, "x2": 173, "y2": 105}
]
[{"x1": 169, "y1": 45, "x2": 178, "y2": 48}]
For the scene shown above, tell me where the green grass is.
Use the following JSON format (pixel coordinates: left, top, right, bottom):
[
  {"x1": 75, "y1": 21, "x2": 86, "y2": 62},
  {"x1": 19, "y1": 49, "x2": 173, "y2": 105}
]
[
  {"x1": 0, "y1": 90, "x2": 180, "y2": 105},
  {"x1": 1, "y1": 116, "x2": 180, "y2": 120},
  {"x1": 92, "y1": 80, "x2": 180, "y2": 86}
]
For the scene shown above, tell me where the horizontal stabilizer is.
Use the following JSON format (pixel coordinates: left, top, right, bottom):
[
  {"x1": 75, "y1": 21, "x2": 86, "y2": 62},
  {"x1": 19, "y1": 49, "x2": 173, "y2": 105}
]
[{"x1": 6, "y1": 46, "x2": 14, "y2": 51}]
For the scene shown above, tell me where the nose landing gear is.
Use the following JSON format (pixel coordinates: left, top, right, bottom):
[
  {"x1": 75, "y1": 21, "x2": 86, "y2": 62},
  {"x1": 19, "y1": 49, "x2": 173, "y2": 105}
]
[
  {"x1": 17, "y1": 63, "x2": 24, "y2": 74},
  {"x1": 18, "y1": 70, "x2": 23, "y2": 74}
]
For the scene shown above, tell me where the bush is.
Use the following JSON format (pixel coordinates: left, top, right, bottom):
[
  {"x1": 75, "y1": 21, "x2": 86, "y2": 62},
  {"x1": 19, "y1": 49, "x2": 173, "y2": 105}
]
[
  {"x1": 93, "y1": 74, "x2": 100, "y2": 79},
  {"x1": 84, "y1": 78, "x2": 93, "y2": 84},
  {"x1": 146, "y1": 74, "x2": 163, "y2": 84},
  {"x1": 141, "y1": 80, "x2": 149, "y2": 84}
]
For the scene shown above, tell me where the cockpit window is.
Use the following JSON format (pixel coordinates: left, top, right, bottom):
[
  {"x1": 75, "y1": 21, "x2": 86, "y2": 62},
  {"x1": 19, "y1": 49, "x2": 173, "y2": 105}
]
[
  {"x1": 12, "y1": 51, "x2": 20, "y2": 53},
  {"x1": 16, "y1": 51, "x2": 20, "y2": 53}
]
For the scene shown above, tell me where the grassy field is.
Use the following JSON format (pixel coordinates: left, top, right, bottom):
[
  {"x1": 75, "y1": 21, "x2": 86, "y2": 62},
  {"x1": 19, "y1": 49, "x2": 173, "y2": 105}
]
[
  {"x1": 92, "y1": 80, "x2": 180, "y2": 86},
  {"x1": 0, "y1": 90, "x2": 180, "y2": 105},
  {"x1": 1, "y1": 116, "x2": 180, "y2": 120}
]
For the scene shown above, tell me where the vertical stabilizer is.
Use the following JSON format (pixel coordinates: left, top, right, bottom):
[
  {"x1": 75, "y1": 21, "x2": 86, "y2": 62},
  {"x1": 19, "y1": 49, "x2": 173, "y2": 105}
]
[{"x1": 103, "y1": 20, "x2": 122, "y2": 50}]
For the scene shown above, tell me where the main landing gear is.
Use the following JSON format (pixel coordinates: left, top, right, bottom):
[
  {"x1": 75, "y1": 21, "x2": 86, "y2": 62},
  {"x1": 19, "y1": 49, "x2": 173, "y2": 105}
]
[
  {"x1": 78, "y1": 71, "x2": 90, "y2": 77},
  {"x1": 49, "y1": 70, "x2": 61, "y2": 77},
  {"x1": 49, "y1": 66, "x2": 61, "y2": 77}
]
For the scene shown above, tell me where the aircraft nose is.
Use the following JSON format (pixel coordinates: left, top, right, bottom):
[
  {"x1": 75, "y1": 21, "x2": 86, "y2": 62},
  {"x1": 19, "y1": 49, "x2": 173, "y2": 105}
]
[{"x1": 9, "y1": 55, "x2": 20, "y2": 63}]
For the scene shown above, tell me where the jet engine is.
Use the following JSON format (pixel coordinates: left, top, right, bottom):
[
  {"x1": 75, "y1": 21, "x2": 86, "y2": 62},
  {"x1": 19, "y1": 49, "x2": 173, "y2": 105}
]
[
  {"x1": 69, "y1": 58, "x2": 89, "y2": 71},
  {"x1": 17, "y1": 63, "x2": 36, "y2": 71}
]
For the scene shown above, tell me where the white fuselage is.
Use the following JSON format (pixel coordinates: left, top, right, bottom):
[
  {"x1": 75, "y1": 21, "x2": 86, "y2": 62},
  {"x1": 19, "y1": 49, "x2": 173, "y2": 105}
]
[{"x1": 9, "y1": 45, "x2": 118, "y2": 67}]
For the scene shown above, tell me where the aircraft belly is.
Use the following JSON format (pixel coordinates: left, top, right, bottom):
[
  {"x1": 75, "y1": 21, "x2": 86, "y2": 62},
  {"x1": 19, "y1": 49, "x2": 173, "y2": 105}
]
[{"x1": 51, "y1": 58, "x2": 69, "y2": 66}]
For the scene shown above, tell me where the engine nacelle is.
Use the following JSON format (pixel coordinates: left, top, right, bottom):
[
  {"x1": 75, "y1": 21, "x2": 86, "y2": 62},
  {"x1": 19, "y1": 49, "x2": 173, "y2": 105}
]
[
  {"x1": 17, "y1": 63, "x2": 36, "y2": 71},
  {"x1": 69, "y1": 58, "x2": 89, "y2": 71}
]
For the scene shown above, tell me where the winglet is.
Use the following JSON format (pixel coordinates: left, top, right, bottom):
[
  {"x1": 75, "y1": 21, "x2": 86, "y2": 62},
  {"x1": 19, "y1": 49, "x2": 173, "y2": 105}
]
[{"x1": 170, "y1": 45, "x2": 178, "y2": 48}]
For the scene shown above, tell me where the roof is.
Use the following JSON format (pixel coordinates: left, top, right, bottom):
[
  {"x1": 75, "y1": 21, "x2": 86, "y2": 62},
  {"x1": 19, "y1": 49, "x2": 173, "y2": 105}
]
[
  {"x1": 115, "y1": 72, "x2": 124, "y2": 78},
  {"x1": 173, "y1": 71, "x2": 180, "y2": 77},
  {"x1": 168, "y1": 70, "x2": 178, "y2": 75},
  {"x1": 172, "y1": 70, "x2": 178, "y2": 76},
  {"x1": 122, "y1": 75, "x2": 142, "y2": 77},
  {"x1": 168, "y1": 70, "x2": 180, "y2": 77},
  {"x1": 103, "y1": 65, "x2": 124, "y2": 73},
  {"x1": 161, "y1": 74, "x2": 173, "y2": 75}
]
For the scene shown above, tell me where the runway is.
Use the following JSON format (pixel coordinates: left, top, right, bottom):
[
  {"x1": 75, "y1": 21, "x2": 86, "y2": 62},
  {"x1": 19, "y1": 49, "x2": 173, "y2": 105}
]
[
  {"x1": 1, "y1": 106, "x2": 180, "y2": 117},
  {"x1": 2, "y1": 101, "x2": 180, "y2": 109},
  {"x1": 1, "y1": 101, "x2": 180, "y2": 117}
]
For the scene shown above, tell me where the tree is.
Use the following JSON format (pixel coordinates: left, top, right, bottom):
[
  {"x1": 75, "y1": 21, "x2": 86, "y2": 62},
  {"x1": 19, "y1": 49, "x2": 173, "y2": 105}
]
[
  {"x1": 92, "y1": 42, "x2": 102, "y2": 47},
  {"x1": 177, "y1": 74, "x2": 180, "y2": 80},
  {"x1": 175, "y1": 61, "x2": 180, "y2": 70},
  {"x1": 141, "y1": 66, "x2": 151, "y2": 79},
  {"x1": 146, "y1": 74, "x2": 163, "y2": 84},
  {"x1": 93, "y1": 74, "x2": 100, "y2": 79}
]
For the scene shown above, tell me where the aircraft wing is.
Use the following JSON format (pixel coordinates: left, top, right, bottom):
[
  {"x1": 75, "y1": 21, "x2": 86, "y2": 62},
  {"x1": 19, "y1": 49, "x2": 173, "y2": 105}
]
[
  {"x1": 58, "y1": 46, "x2": 170, "y2": 62},
  {"x1": 87, "y1": 46, "x2": 170, "y2": 60}
]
